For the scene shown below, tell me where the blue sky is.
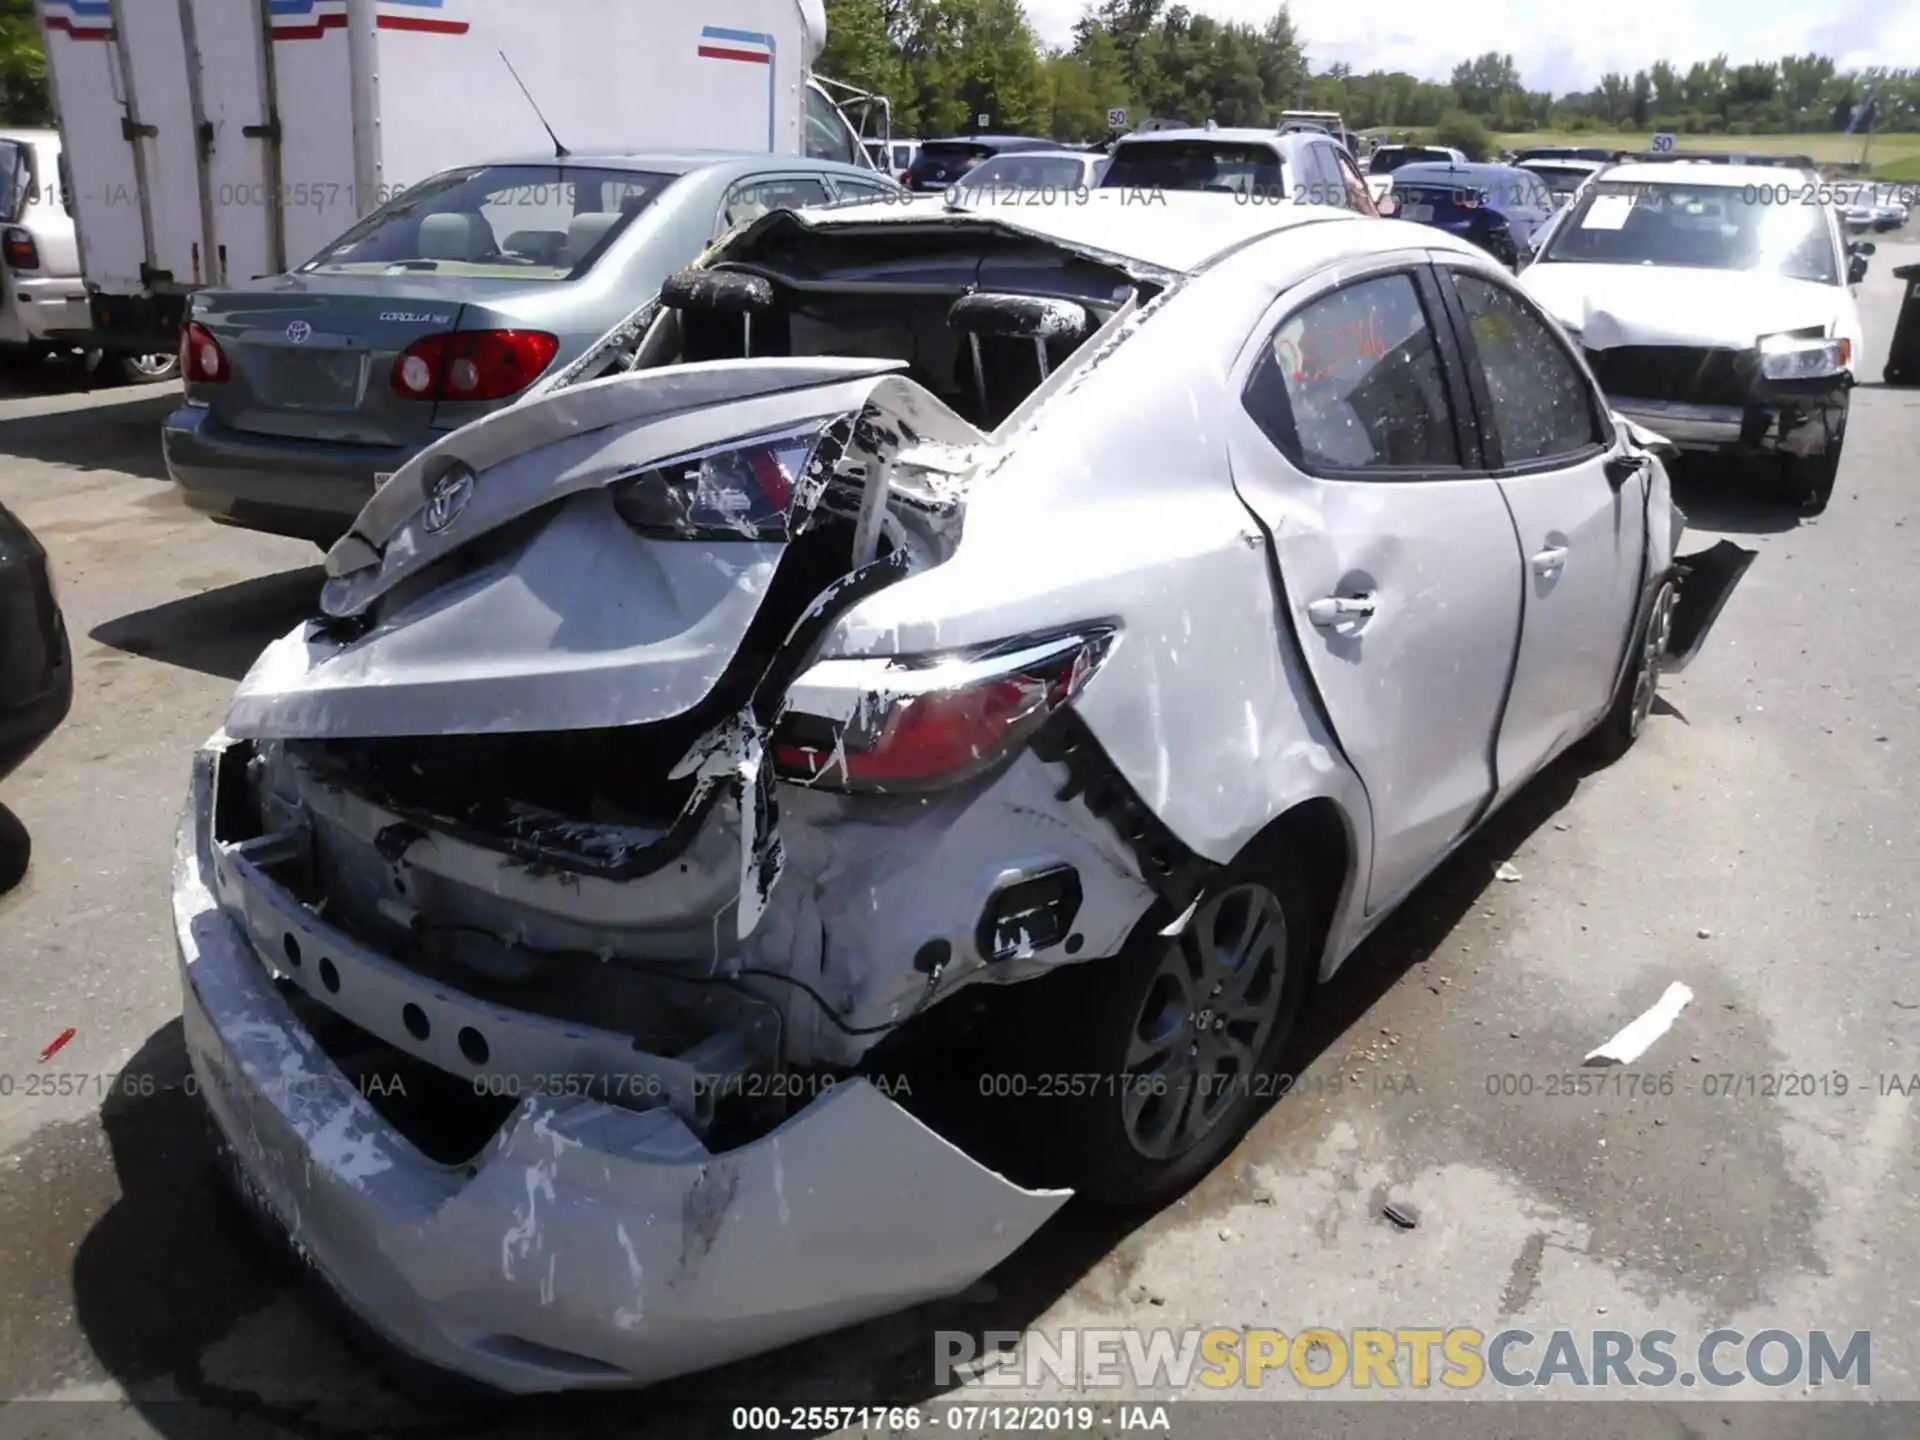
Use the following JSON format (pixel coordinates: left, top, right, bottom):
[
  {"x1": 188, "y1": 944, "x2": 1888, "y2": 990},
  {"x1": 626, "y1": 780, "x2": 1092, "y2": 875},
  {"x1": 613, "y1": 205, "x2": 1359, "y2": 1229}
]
[{"x1": 1021, "y1": 0, "x2": 1919, "y2": 94}]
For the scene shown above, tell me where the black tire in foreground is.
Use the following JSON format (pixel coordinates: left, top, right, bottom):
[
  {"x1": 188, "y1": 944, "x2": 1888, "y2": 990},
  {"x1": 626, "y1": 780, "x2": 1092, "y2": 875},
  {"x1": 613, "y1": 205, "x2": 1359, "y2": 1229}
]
[{"x1": 1035, "y1": 849, "x2": 1317, "y2": 1208}]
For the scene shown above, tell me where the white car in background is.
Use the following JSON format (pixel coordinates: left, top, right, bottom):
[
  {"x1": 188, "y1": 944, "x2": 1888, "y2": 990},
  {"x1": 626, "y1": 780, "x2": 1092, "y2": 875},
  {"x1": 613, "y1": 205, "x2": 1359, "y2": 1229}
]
[
  {"x1": 0, "y1": 129, "x2": 177, "y2": 384},
  {"x1": 1517, "y1": 156, "x2": 1607, "y2": 209},
  {"x1": 1520, "y1": 161, "x2": 1869, "y2": 515},
  {"x1": 954, "y1": 148, "x2": 1108, "y2": 197}
]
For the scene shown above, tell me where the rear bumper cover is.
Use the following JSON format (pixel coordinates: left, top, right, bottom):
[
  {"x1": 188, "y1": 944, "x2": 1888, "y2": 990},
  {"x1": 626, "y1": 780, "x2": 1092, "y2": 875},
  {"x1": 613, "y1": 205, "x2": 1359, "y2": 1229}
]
[
  {"x1": 1610, "y1": 381, "x2": 1848, "y2": 459},
  {"x1": 163, "y1": 404, "x2": 421, "y2": 543},
  {"x1": 174, "y1": 744, "x2": 1069, "y2": 1393}
]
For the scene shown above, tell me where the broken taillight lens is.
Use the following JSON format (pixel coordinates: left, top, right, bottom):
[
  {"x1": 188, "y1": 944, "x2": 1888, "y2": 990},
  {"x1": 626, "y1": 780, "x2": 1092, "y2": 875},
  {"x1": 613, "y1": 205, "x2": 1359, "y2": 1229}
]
[
  {"x1": 773, "y1": 628, "x2": 1117, "y2": 794},
  {"x1": 611, "y1": 424, "x2": 826, "y2": 542}
]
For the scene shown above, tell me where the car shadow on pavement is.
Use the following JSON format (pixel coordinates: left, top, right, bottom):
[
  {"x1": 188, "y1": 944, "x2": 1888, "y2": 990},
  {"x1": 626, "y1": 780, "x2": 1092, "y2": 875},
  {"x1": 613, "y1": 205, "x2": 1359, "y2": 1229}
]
[
  {"x1": 92, "y1": 568, "x2": 323, "y2": 680},
  {"x1": 0, "y1": 385, "x2": 176, "y2": 483}
]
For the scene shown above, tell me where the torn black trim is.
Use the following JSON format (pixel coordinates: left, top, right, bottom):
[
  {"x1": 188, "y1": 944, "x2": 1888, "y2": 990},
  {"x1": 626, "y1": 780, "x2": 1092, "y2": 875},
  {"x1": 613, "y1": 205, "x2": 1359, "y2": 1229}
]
[{"x1": 1030, "y1": 709, "x2": 1215, "y2": 911}]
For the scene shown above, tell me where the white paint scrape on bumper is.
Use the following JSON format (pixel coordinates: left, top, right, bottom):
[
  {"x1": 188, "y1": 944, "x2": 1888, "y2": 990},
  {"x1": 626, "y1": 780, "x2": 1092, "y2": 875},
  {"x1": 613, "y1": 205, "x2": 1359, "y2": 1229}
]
[{"x1": 173, "y1": 748, "x2": 1070, "y2": 1394}]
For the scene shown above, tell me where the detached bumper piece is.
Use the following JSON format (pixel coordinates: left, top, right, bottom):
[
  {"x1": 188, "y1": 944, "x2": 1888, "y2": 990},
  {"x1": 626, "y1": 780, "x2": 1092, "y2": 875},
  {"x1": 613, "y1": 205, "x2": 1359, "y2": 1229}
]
[
  {"x1": 1665, "y1": 540, "x2": 1757, "y2": 673},
  {"x1": 174, "y1": 747, "x2": 1068, "y2": 1393}
]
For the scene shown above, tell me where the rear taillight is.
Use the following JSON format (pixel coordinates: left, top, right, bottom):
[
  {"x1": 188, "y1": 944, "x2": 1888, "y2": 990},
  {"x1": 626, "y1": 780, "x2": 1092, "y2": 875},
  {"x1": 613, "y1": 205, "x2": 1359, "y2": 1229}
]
[
  {"x1": 2, "y1": 227, "x2": 39, "y2": 270},
  {"x1": 390, "y1": 329, "x2": 559, "y2": 402},
  {"x1": 611, "y1": 424, "x2": 824, "y2": 542},
  {"x1": 773, "y1": 629, "x2": 1117, "y2": 794},
  {"x1": 182, "y1": 322, "x2": 228, "y2": 383}
]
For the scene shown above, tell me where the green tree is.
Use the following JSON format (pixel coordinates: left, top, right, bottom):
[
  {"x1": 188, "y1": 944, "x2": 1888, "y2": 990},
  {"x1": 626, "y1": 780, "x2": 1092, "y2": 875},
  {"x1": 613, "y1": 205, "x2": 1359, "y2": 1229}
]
[
  {"x1": 1432, "y1": 109, "x2": 1492, "y2": 160},
  {"x1": 0, "y1": 0, "x2": 51, "y2": 126}
]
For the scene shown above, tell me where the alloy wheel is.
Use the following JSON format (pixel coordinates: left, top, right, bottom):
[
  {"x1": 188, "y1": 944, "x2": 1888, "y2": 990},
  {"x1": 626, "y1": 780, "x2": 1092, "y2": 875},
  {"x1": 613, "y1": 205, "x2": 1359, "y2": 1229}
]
[
  {"x1": 1628, "y1": 581, "x2": 1676, "y2": 739},
  {"x1": 1120, "y1": 882, "x2": 1288, "y2": 1160}
]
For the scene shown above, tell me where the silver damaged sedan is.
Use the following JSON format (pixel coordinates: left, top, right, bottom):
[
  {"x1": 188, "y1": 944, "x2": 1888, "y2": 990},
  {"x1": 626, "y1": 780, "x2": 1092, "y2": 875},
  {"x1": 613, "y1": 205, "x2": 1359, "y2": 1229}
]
[{"x1": 173, "y1": 193, "x2": 1754, "y2": 1392}]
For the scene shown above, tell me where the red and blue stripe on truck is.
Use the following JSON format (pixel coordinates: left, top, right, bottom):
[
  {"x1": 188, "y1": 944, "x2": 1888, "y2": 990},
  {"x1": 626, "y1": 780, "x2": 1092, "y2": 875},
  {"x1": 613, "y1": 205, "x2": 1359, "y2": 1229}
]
[
  {"x1": 41, "y1": 0, "x2": 468, "y2": 43},
  {"x1": 698, "y1": 25, "x2": 777, "y2": 151}
]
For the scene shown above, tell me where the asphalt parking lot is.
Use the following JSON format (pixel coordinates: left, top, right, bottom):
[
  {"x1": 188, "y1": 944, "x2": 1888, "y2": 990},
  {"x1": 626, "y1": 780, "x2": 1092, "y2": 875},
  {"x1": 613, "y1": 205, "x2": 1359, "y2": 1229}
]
[{"x1": 0, "y1": 246, "x2": 1917, "y2": 1438}]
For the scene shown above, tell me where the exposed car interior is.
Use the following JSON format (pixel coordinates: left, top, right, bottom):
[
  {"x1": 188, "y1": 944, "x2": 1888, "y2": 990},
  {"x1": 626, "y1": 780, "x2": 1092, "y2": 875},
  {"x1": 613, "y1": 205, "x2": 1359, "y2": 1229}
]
[{"x1": 580, "y1": 216, "x2": 1153, "y2": 430}]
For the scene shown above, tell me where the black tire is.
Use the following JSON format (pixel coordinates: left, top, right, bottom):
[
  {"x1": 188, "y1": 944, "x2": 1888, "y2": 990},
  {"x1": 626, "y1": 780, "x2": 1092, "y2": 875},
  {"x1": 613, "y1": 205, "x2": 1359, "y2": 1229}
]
[
  {"x1": 1036, "y1": 849, "x2": 1317, "y2": 1208},
  {"x1": 0, "y1": 803, "x2": 29, "y2": 896},
  {"x1": 1582, "y1": 577, "x2": 1675, "y2": 766},
  {"x1": 1777, "y1": 444, "x2": 1840, "y2": 516},
  {"x1": 92, "y1": 349, "x2": 181, "y2": 386}
]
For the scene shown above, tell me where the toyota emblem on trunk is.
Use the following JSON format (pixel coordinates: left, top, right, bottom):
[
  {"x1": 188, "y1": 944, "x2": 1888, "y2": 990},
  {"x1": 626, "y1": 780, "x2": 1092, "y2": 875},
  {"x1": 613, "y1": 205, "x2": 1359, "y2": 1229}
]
[
  {"x1": 286, "y1": 320, "x2": 312, "y2": 344},
  {"x1": 423, "y1": 468, "x2": 474, "y2": 534}
]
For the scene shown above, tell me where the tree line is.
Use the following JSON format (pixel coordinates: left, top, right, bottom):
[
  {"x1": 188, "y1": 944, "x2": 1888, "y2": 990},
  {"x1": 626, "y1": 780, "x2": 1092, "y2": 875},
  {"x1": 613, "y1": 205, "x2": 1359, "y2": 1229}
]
[
  {"x1": 818, "y1": 0, "x2": 1920, "y2": 145},
  {"x1": 2, "y1": 0, "x2": 1914, "y2": 148}
]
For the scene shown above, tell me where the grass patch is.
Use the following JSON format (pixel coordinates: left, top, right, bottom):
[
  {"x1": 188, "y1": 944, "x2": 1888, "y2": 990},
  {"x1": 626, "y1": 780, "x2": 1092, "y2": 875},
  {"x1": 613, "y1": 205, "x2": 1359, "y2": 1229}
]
[{"x1": 1447, "y1": 130, "x2": 1920, "y2": 177}]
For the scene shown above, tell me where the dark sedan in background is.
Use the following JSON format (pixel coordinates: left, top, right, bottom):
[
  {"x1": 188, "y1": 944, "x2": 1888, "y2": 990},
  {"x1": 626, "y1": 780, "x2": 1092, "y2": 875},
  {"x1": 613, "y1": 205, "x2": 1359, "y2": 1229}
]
[
  {"x1": 162, "y1": 151, "x2": 899, "y2": 545},
  {"x1": 1386, "y1": 161, "x2": 1558, "y2": 266},
  {"x1": 903, "y1": 135, "x2": 1057, "y2": 192},
  {"x1": 0, "y1": 500, "x2": 70, "y2": 892}
]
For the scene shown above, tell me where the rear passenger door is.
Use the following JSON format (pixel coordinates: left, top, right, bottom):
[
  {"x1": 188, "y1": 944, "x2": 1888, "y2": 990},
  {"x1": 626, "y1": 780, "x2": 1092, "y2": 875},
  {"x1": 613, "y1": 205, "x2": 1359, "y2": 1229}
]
[
  {"x1": 1227, "y1": 260, "x2": 1529, "y2": 912},
  {"x1": 1433, "y1": 261, "x2": 1646, "y2": 794}
]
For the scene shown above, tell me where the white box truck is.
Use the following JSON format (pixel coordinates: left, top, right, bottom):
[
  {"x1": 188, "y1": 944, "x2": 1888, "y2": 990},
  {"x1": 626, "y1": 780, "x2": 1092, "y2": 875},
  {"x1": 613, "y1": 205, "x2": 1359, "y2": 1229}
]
[{"x1": 35, "y1": 0, "x2": 888, "y2": 353}]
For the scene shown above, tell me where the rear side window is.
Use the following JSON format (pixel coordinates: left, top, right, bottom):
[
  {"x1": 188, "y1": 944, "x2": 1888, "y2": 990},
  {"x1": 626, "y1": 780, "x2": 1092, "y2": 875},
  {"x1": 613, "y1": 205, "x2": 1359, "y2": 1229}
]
[
  {"x1": 724, "y1": 176, "x2": 831, "y2": 228},
  {"x1": 1243, "y1": 272, "x2": 1460, "y2": 472},
  {"x1": 1451, "y1": 272, "x2": 1605, "y2": 465}
]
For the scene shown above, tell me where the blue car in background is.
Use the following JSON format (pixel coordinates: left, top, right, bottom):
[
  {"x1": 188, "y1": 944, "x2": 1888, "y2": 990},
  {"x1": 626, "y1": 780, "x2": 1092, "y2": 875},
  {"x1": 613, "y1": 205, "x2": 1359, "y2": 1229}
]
[{"x1": 1385, "y1": 162, "x2": 1557, "y2": 267}]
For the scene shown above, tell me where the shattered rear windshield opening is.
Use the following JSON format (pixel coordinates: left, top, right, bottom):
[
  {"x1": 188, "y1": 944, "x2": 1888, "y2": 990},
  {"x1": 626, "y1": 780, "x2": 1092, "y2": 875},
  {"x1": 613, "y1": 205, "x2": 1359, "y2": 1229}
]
[{"x1": 565, "y1": 214, "x2": 1152, "y2": 429}]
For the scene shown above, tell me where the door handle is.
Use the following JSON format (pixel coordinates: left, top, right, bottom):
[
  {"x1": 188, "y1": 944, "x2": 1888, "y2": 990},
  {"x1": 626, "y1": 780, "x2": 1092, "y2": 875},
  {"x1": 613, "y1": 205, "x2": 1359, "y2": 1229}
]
[
  {"x1": 1531, "y1": 545, "x2": 1569, "y2": 574},
  {"x1": 1307, "y1": 593, "x2": 1376, "y2": 627}
]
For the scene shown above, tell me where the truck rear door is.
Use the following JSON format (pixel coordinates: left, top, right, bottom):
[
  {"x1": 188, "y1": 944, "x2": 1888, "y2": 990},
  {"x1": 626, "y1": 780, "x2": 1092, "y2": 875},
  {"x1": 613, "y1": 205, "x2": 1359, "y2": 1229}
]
[{"x1": 38, "y1": 0, "x2": 147, "y2": 295}]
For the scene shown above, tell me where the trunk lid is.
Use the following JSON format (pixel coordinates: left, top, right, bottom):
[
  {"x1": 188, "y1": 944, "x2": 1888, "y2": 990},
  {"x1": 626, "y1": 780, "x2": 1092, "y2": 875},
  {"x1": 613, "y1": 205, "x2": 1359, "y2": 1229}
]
[
  {"x1": 225, "y1": 361, "x2": 981, "y2": 742},
  {"x1": 190, "y1": 275, "x2": 562, "y2": 447}
]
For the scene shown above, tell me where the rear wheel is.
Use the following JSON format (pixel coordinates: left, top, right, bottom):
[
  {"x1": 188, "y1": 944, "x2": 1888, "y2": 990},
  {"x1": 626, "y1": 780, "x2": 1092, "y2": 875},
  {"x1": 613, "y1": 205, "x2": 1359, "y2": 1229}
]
[
  {"x1": 1582, "y1": 577, "x2": 1675, "y2": 765},
  {"x1": 92, "y1": 350, "x2": 181, "y2": 386},
  {"x1": 1041, "y1": 852, "x2": 1316, "y2": 1207}
]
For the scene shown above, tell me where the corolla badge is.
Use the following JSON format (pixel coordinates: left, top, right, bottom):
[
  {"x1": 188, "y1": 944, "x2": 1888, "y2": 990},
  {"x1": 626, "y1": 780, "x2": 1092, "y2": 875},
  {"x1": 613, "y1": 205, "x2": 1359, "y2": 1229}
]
[
  {"x1": 285, "y1": 319, "x2": 312, "y2": 344},
  {"x1": 422, "y1": 467, "x2": 475, "y2": 534}
]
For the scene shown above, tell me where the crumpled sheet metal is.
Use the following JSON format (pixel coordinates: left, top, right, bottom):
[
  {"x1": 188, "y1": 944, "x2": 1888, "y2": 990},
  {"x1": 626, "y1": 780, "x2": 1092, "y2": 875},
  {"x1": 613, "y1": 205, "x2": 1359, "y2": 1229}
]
[{"x1": 176, "y1": 745, "x2": 1070, "y2": 1394}]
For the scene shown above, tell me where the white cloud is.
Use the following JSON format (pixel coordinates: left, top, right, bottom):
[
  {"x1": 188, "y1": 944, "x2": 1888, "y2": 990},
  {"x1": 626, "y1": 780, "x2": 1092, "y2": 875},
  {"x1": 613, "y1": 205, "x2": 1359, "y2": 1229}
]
[{"x1": 1021, "y1": 0, "x2": 1919, "y2": 94}]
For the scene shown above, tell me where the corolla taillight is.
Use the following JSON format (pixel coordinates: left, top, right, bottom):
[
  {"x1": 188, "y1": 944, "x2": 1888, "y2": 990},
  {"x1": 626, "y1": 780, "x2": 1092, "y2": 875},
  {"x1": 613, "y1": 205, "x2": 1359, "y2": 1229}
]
[
  {"x1": 610, "y1": 424, "x2": 826, "y2": 542},
  {"x1": 391, "y1": 330, "x2": 559, "y2": 401},
  {"x1": 772, "y1": 628, "x2": 1118, "y2": 794},
  {"x1": 182, "y1": 322, "x2": 228, "y2": 383}
]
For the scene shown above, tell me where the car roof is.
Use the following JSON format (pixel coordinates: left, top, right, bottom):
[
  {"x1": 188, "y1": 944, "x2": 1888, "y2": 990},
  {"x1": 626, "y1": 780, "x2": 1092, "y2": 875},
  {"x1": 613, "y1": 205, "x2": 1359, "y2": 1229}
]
[
  {"x1": 779, "y1": 191, "x2": 1461, "y2": 277},
  {"x1": 1518, "y1": 157, "x2": 1605, "y2": 170},
  {"x1": 1601, "y1": 160, "x2": 1815, "y2": 188},
  {"x1": 970, "y1": 150, "x2": 1101, "y2": 164},
  {"x1": 1392, "y1": 161, "x2": 1534, "y2": 183},
  {"x1": 920, "y1": 135, "x2": 1052, "y2": 151},
  {"x1": 468, "y1": 151, "x2": 880, "y2": 179},
  {"x1": 1112, "y1": 129, "x2": 1310, "y2": 152}
]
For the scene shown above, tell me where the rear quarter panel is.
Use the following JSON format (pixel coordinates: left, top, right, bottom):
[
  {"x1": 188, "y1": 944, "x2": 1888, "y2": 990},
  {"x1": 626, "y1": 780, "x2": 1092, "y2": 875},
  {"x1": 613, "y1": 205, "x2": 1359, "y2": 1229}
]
[{"x1": 817, "y1": 240, "x2": 1373, "y2": 967}]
